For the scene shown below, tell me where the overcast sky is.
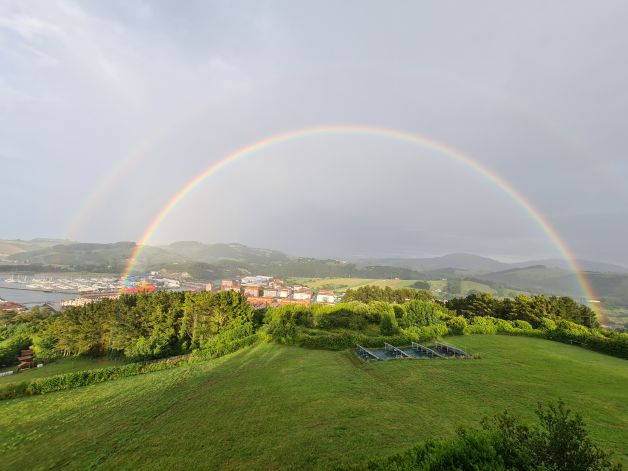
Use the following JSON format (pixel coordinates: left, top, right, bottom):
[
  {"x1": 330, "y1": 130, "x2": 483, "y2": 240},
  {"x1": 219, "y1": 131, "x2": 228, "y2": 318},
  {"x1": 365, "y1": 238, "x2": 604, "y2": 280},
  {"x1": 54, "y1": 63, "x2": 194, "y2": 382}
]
[{"x1": 1, "y1": 1, "x2": 627, "y2": 264}]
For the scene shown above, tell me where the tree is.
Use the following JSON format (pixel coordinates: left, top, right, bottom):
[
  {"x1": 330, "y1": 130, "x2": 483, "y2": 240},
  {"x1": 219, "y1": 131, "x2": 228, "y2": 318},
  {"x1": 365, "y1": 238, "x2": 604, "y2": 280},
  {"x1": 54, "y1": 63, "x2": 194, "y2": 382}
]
[{"x1": 402, "y1": 300, "x2": 440, "y2": 328}]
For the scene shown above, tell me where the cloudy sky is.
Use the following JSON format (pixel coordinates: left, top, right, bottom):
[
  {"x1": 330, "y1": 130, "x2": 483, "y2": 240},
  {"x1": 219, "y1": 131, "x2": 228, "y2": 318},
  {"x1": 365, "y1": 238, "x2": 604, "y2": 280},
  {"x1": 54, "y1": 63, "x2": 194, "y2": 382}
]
[{"x1": 1, "y1": 0, "x2": 627, "y2": 263}]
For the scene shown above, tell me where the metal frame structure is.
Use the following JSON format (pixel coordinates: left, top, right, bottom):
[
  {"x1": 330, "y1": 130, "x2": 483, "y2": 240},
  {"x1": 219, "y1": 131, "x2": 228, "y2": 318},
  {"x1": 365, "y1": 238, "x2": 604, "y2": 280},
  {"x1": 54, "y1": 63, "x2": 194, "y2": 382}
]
[
  {"x1": 411, "y1": 341, "x2": 445, "y2": 358},
  {"x1": 435, "y1": 341, "x2": 469, "y2": 357},
  {"x1": 384, "y1": 342, "x2": 411, "y2": 358},
  {"x1": 355, "y1": 344, "x2": 380, "y2": 362}
]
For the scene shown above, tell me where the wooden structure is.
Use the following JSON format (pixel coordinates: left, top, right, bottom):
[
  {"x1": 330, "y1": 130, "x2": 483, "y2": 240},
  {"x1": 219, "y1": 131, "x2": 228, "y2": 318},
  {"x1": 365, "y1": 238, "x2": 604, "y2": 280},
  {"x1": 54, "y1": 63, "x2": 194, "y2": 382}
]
[{"x1": 17, "y1": 349, "x2": 34, "y2": 370}]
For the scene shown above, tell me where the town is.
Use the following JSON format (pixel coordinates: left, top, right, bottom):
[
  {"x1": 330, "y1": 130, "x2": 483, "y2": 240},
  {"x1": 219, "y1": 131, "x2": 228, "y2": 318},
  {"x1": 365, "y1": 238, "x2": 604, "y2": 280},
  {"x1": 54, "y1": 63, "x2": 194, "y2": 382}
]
[{"x1": 0, "y1": 274, "x2": 338, "y2": 311}]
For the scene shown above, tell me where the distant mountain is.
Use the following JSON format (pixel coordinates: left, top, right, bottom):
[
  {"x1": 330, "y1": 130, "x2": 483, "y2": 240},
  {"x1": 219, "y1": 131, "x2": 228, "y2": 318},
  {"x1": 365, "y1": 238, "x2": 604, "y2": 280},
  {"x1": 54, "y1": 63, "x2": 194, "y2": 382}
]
[
  {"x1": 356, "y1": 253, "x2": 628, "y2": 274},
  {"x1": 7, "y1": 241, "x2": 144, "y2": 271},
  {"x1": 160, "y1": 242, "x2": 289, "y2": 265},
  {"x1": 0, "y1": 238, "x2": 70, "y2": 259},
  {"x1": 510, "y1": 259, "x2": 628, "y2": 274}
]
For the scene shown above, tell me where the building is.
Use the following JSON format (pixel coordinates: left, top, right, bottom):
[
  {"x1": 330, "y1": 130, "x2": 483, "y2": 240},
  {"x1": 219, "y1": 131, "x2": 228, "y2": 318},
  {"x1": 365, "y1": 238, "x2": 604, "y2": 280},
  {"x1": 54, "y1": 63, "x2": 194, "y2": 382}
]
[
  {"x1": 221, "y1": 280, "x2": 240, "y2": 291},
  {"x1": 242, "y1": 285, "x2": 261, "y2": 297},
  {"x1": 205, "y1": 282, "x2": 213, "y2": 292},
  {"x1": 60, "y1": 293, "x2": 120, "y2": 308},
  {"x1": 315, "y1": 290, "x2": 336, "y2": 304},
  {"x1": 278, "y1": 298, "x2": 310, "y2": 306},
  {"x1": 0, "y1": 299, "x2": 26, "y2": 312},
  {"x1": 241, "y1": 275, "x2": 272, "y2": 286},
  {"x1": 292, "y1": 287, "x2": 313, "y2": 301},
  {"x1": 246, "y1": 296, "x2": 275, "y2": 308},
  {"x1": 278, "y1": 287, "x2": 292, "y2": 298},
  {"x1": 262, "y1": 287, "x2": 279, "y2": 298}
]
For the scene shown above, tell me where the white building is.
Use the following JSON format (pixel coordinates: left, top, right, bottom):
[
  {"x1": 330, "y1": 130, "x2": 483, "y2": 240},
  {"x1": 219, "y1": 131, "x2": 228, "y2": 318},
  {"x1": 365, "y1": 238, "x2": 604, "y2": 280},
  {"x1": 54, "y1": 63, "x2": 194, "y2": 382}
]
[{"x1": 315, "y1": 290, "x2": 336, "y2": 304}]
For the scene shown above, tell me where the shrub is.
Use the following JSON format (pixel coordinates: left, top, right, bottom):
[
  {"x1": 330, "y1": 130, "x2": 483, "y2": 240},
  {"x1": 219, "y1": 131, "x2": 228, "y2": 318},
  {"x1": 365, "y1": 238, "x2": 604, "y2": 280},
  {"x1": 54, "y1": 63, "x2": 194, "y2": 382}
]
[
  {"x1": 463, "y1": 316, "x2": 498, "y2": 335},
  {"x1": 402, "y1": 323, "x2": 449, "y2": 343},
  {"x1": 446, "y1": 316, "x2": 468, "y2": 335},
  {"x1": 0, "y1": 334, "x2": 32, "y2": 367},
  {"x1": 369, "y1": 301, "x2": 394, "y2": 323},
  {"x1": 356, "y1": 401, "x2": 621, "y2": 471},
  {"x1": 494, "y1": 318, "x2": 516, "y2": 333},
  {"x1": 379, "y1": 310, "x2": 399, "y2": 336},
  {"x1": 539, "y1": 317, "x2": 557, "y2": 331},
  {"x1": 513, "y1": 320, "x2": 533, "y2": 331}
]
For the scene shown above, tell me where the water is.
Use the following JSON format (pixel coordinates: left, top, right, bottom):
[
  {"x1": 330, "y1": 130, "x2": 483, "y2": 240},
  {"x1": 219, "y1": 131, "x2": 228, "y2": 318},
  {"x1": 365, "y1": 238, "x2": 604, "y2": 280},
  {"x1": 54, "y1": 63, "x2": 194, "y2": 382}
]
[{"x1": 0, "y1": 282, "x2": 80, "y2": 308}]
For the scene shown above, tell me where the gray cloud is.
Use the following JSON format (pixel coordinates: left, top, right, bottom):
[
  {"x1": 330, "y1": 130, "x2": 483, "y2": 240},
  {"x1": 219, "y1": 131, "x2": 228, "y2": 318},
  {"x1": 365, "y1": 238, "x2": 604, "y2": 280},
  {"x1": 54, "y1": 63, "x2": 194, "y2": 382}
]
[{"x1": 1, "y1": 0, "x2": 627, "y2": 264}]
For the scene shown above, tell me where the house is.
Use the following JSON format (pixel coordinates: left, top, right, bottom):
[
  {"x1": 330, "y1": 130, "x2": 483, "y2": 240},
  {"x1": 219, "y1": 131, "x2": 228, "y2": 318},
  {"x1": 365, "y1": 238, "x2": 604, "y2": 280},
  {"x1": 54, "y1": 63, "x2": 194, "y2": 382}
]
[
  {"x1": 292, "y1": 287, "x2": 313, "y2": 301},
  {"x1": 315, "y1": 290, "x2": 336, "y2": 304},
  {"x1": 262, "y1": 287, "x2": 278, "y2": 298},
  {"x1": 246, "y1": 296, "x2": 275, "y2": 308},
  {"x1": 205, "y1": 282, "x2": 213, "y2": 292},
  {"x1": 221, "y1": 280, "x2": 240, "y2": 291},
  {"x1": 0, "y1": 299, "x2": 26, "y2": 312},
  {"x1": 278, "y1": 298, "x2": 311, "y2": 306},
  {"x1": 241, "y1": 275, "x2": 272, "y2": 286},
  {"x1": 242, "y1": 285, "x2": 261, "y2": 297},
  {"x1": 278, "y1": 287, "x2": 292, "y2": 298}
]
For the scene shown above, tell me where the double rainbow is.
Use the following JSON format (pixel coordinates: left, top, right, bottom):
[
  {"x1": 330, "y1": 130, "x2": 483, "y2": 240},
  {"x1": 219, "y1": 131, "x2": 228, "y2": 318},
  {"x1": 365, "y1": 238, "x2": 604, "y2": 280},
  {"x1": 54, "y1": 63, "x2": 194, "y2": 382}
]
[{"x1": 118, "y1": 124, "x2": 604, "y2": 321}]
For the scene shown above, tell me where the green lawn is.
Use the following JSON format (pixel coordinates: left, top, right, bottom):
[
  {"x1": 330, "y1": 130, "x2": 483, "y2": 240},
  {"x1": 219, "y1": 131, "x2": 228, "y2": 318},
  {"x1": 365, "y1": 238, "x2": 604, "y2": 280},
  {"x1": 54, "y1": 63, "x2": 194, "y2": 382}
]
[
  {"x1": 0, "y1": 357, "x2": 126, "y2": 387},
  {"x1": 0, "y1": 336, "x2": 626, "y2": 470}
]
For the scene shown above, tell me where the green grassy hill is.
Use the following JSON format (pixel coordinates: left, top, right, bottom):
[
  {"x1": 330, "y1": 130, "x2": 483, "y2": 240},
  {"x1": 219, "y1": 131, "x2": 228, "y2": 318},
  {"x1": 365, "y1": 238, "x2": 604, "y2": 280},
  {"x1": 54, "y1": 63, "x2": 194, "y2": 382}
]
[{"x1": 1, "y1": 336, "x2": 626, "y2": 470}]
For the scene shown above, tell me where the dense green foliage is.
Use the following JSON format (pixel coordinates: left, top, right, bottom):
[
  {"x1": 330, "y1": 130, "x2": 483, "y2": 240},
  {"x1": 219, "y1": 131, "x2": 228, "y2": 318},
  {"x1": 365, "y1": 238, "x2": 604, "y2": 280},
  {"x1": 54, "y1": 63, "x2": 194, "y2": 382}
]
[
  {"x1": 449, "y1": 292, "x2": 599, "y2": 328},
  {"x1": 357, "y1": 401, "x2": 621, "y2": 470},
  {"x1": 344, "y1": 285, "x2": 434, "y2": 303},
  {"x1": 47, "y1": 290, "x2": 252, "y2": 361}
]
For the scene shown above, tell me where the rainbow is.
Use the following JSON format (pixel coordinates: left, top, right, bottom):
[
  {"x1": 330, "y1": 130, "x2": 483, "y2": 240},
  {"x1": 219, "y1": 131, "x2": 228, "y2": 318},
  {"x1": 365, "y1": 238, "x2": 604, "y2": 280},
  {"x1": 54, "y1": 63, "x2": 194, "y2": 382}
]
[{"x1": 120, "y1": 124, "x2": 604, "y2": 322}]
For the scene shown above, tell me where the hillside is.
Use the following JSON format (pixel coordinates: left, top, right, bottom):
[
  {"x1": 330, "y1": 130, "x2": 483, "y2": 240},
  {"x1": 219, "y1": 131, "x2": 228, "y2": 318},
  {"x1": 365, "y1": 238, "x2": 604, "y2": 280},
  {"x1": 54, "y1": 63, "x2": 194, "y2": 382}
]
[
  {"x1": 1, "y1": 336, "x2": 626, "y2": 469},
  {"x1": 0, "y1": 239, "x2": 69, "y2": 259},
  {"x1": 160, "y1": 241, "x2": 289, "y2": 264}
]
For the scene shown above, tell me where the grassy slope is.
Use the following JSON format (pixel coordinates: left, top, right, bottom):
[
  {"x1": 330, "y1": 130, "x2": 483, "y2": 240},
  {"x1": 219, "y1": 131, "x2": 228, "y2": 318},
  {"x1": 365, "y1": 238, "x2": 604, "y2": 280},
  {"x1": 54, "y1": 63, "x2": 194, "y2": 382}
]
[
  {"x1": 0, "y1": 357, "x2": 126, "y2": 386},
  {"x1": 0, "y1": 336, "x2": 626, "y2": 470}
]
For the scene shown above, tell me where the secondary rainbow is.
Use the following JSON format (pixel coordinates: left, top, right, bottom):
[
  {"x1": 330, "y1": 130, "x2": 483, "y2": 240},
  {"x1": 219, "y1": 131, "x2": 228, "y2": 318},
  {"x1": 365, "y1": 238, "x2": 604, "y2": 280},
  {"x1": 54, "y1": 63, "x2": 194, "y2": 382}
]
[{"x1": 120, "y1": 124, "x2": 604, "y2": 321}]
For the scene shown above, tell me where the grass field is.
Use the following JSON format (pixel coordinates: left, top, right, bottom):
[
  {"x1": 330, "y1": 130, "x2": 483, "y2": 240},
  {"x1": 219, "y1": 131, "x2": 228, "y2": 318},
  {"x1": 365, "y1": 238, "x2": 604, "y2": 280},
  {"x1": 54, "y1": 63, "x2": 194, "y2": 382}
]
[
  {"x1": 0, "y1": 357, "x2": 126, "y2": 387},
  {"x1": 288, "y1": 277, "x2": 421, "y2": 292},
  {"x1": 0, "y1": 336, "x2": 626, "y2": 470},
  {"x1": 289, "y1": 277, "x2": 533, "y2": 299}
]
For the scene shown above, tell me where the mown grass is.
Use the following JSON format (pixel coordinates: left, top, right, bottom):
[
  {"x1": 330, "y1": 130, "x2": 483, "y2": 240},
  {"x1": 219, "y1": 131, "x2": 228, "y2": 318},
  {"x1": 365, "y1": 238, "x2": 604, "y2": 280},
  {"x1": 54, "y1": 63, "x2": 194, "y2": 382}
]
[
  {"x1": 0, "y1": 336, "x2": 626, "y2": 470},
  {"x1": 0, "y1": 357, "x2": 126, "y2": 386}
]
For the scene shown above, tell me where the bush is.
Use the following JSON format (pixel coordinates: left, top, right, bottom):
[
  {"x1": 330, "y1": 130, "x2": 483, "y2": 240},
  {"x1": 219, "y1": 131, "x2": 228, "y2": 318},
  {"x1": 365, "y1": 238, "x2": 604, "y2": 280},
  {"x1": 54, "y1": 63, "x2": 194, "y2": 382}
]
[
  {"x1": 446, "y1": 316, "x2": 468, "y2": 335},
  {"x1": 463, "y1": 316, "x2": 498, "y2": 335},
  {"x1": 380, "y1": 310, "x2": 399, "y2": 336},
  {"x1": 513, "y1": 320, "x2": 533, "y2": 331},
  {"x1": 402, "y1": 323, "x2": 449, "y2": 343},
  {"x1": 539, "y1": 317, "x2": 557, "y2": 331},
  {"x1": 355, "y1": 401, "x2": 621, "y2": 471},
  {"x1": 0, "y1": 334, "x2": 32, "y2": 367}
]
